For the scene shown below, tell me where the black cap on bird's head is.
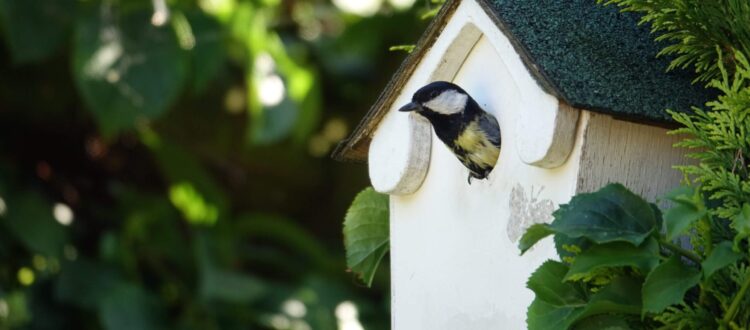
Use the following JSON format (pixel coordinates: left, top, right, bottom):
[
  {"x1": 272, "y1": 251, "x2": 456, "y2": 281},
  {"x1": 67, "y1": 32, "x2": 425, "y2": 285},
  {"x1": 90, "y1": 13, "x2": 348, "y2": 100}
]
[{"x1": 398, "y1": 81, "x2": 469, "y2": 115}]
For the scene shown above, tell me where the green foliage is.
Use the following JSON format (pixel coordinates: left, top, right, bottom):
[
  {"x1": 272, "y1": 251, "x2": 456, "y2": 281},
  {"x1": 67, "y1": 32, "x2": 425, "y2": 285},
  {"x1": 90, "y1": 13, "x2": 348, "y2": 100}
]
[
  {"x1": 2, "y1": 190, "x2": 68, "y2": 257},
  {"x1": 599, "y1": 0, "x2": 750, "y2": 83},
  {"x1": 520, "y1": 185, "x2": 707, "y2": 329},
  {"x1": 521, "y1": 1, "x2": 750, "y2": 328},
  {"x1": 671, "y1": 51, "x2": 750, "y2": 220},
  {"x1": 0, "y1": 0, "x2": 76, "y2": 63},
  {"x1": 0, "y1": 0, "x2": 430, "y2": 328},
  {"x1": 343, "y1": 187, "x2": 390, "y2": 287},
  {"x1": 526, "y1": 261, "x2": 586, "y2": 330},
  {"x1": 547, "y1": 183, "x2": 659, "y2": 246},
  {"x1": 564, "y1": 239, "x2": 659, "y2": 282},
  {"x1": 526, "y1": 260, "x2": 643, "y2": 330},
  {"x1": 73, "y1": 4, "x2": 188, "y2": 135},
  {"x1": 519, "y1": 223, "x2": 554, "y2": 254},
  {"x1": 663, "y1": 186, "x2": 707, "y2": 241},
  {"x1": 703, "y1": 241, "x2": 743, "y2": 279},
  {"x1": 642, "y1": 256, "x2": 702, "y2": 314}
]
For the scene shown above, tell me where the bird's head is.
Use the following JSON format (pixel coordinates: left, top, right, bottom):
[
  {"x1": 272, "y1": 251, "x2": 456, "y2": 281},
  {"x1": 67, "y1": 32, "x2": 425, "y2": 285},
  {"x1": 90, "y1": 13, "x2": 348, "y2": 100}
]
[{"x1": 398, "y1": 81, "x2": 469, "y2": 116}]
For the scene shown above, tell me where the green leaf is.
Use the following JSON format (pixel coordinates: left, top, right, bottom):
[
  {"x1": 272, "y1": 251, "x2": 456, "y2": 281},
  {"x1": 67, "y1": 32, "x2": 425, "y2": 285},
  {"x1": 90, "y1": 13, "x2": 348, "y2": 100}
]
[
  {"x1": 642, "y1": 256, "x2": 701, "y2": 314},
  {"x1": 575, "y1": 276, "x2": 643, "y2": 322},
  {"x1": 2, "y1": 190, "x2": 68, "y2": 256},
  {"x1": 343, "y1": 187, "x2": 389, "y2": 287},
  {"x1": 662, "y1": 186, "x2": 695, "y2": 204},
  {"x1": 2, "y1": 291, "x2": 30, "y2": 327},
  {"x1": 732, "y1": 204, "x2": 750, "y2": 248},
  {"x1": 519, "y1": 223, "x2": 554, "y2": 255},
  {"x1": 550, "y1": 183, "x2": 658, "y2": 246},
  {"x1": 184, "y1": 11, "x2": 225, "y2": 93},
  {"x1": 55, "y1": 259, "x2": 121, "y2": 309},
  {"x1": 141, "y1": 132, "x2": 227, "y2": 226},
  {"x1": 566, "y1": 239, "x2": 660, "y2": 281},
  {"x1": 527, "y1": 261, "x2": 586, "y2": 307},
  {"x1": 663, "y1": 186, "x2": 705, "y2": 241},
  {"x1": 200, "y1": 268, "x2": 266, "y2": 303},
  {"x1": 702, "y1": 241, "x2": 742, "y2": 279},
  {"x1": 250, "y1": 97, "x2": 300, "y2": 145},
  {"x1": 98, "y1": 283, "x2": 164, "y2": 330},
  {"x1": 73, "y1": 7, "x2": 188, "y2": 135},
  {"x1": 573, "y1": 314, "x2": 631, "y2": 330},
  {"x1": 554, "y1": 233, "x2": 591, "y2": 264},
  {"x1": 0, "y1": 0, "x2": 75, "y2": 63},
  {"x1": 527, "y1": 298, "x2": 582, "y2": 330},
  {"x1": 664, "y1": 201, "x2": 706, "y2": 240},
  {"x1": 195, "y1": 233, "x2": 266, "y2": 303}
]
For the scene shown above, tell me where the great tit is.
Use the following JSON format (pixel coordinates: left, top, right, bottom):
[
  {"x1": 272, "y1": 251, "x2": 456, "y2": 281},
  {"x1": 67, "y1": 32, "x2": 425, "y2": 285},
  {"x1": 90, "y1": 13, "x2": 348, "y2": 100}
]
[{"x1": 399, "y1": 81, "x2": 501, "y2": 184}]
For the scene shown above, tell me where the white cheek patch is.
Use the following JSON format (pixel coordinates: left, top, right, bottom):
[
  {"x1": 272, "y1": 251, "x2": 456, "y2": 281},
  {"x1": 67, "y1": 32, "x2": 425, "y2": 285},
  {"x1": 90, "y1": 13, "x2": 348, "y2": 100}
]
[{"x1": 424, "y1": 90, "x2": 468, "y2": 115}]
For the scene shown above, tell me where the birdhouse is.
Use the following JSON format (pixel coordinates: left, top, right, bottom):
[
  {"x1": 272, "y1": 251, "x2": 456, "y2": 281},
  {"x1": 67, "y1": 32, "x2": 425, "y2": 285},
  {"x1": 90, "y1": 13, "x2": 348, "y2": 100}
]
[{"x1": 333, "y1": 0, "x2": 711, "y2": 328}]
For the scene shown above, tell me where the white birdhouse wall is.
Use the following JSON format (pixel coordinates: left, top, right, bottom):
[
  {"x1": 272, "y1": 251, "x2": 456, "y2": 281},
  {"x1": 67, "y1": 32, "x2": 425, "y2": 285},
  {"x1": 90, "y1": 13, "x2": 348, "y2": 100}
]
[{"x1": 364, "y1": 0, "x2": 691, "y2": 329}]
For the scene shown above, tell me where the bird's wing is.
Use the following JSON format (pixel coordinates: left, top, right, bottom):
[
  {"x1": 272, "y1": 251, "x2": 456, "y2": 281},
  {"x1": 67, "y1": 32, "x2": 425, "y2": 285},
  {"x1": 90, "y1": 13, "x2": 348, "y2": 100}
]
[{"x1": 479, "y1": 113, "x2": 501, "y2": 147}]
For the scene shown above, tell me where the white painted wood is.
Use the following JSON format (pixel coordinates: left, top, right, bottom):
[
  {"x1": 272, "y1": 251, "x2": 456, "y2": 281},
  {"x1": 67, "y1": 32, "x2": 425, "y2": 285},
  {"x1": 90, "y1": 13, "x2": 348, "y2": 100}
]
[
  {"x1": 576, "y1": 111, "x2": 691, "y2": 203},
  {"x1": 367, "y1": 22, "x2": 482, "y2": 195},
  {"x1": 369, "y1": 112, "x2": 432, "y2": 195},
  {"x1": 516, "y1": 102, "x2": 580, "y2": 168},
  {"x1": 366, "y1": 1, "x2": 693, "y2": 329},
  {"x1": 384, "y1": 0, "x2": 589, "y2": 322},
  {"x1": 390, "y1": 32, "x2": 585, "y2": 329},
  {"x1": 430, "y1": 23, "x2": 482, "y2": 82}
]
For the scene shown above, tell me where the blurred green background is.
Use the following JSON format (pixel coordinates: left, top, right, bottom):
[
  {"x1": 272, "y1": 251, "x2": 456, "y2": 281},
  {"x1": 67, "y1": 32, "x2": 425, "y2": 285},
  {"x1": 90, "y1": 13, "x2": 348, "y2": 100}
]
[{"x1": 0, "y1": 0, "x2": 432, "y2": 328}]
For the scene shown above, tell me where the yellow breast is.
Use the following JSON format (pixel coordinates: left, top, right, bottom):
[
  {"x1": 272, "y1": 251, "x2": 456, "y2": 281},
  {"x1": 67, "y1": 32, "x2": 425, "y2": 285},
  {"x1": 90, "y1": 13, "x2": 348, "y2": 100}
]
[{"x1": 454, "y1": 121, "x2": 500, "y2": 168}]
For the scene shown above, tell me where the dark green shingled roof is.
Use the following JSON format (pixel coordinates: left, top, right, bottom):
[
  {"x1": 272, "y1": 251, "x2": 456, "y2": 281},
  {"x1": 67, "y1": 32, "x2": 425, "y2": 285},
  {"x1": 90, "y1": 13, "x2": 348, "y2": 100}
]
[
  {"x1": 332, "y1": 0, "x2": 715, "y2": 161},
  {"x1": 485, "y1": 0, "x2": 713, "y2": 123}
]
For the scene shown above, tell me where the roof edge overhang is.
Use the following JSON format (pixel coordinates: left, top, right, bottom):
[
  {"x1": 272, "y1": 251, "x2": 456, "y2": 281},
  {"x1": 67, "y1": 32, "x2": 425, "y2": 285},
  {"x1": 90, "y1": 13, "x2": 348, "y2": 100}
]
[
  {"x1": 331, "y1": 0, "x2": 462, "y2": 162},
  {"x1": 331, "y1": 0, "x2": 680, "y2": 163}
]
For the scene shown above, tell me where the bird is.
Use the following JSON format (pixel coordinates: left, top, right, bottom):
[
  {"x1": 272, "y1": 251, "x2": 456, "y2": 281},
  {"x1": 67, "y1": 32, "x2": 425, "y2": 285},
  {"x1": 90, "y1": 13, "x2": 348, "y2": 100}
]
[{"x1": 399, "y1": 81, "x2": 501, "y2": 184}]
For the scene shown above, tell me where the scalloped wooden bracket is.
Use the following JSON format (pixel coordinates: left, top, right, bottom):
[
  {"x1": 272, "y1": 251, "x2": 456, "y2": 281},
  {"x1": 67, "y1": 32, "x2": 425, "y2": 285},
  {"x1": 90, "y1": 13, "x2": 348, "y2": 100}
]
[
  {"x1": 367, "y1": 23, "x2": 482, "y2": 195},
  {"x1": 369, "y1": 112, "x2": 432, "y2": 195},
  {"x1": 515, "y1": 102, "x2": 579, "y2": 168}
]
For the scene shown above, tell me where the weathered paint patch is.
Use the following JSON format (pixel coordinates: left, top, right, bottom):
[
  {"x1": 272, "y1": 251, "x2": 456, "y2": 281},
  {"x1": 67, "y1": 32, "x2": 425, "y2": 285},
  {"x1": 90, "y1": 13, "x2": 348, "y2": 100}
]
[{"x1": 507, "y1": 183, "x2": 555, "y2": 243}]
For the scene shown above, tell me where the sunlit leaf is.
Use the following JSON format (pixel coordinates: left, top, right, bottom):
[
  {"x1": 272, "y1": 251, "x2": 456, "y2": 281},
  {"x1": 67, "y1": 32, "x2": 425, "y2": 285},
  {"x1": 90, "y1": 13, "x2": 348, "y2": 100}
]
[
  {"x1": 73, "y1": 6, "x2": 188, "y2": 135},
  {"x1": 140, "y1": 130, "x2": 227, "y2": 226},
  {"x1": 343, "y1": 187, "x2": 389, "y2": 287}
]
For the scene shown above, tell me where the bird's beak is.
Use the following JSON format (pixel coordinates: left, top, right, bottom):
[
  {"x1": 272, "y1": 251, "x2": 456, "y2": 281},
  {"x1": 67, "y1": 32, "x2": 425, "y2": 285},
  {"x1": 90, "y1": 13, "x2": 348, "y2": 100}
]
[{"x1": 398, "y1": 102, "x2": 422, "y2": 112}]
